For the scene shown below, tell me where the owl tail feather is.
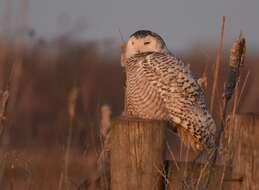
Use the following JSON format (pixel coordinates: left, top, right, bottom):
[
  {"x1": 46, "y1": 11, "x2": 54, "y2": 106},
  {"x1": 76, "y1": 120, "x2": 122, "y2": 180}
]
[{"x1": 174, "y1": 124, "x2": 203, "y2": 151}]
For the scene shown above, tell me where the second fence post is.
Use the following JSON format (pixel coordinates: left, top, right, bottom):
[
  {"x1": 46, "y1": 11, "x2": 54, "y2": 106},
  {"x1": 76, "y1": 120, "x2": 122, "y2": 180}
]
[{"x1": 110, "y1": 117, "x2": 167, "y2": 190}]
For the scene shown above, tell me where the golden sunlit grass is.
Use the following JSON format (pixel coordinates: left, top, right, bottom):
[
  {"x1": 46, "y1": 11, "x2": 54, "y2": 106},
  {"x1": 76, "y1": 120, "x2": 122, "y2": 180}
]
[{"x1": 0, "y1": 19, "x2": 258, "y2": 190}]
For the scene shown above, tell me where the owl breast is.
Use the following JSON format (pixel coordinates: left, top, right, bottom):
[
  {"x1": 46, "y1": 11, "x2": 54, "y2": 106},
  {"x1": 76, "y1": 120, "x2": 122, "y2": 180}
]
[{"x1": 126, "y1": 57, "x2": 168, "y2": 120}]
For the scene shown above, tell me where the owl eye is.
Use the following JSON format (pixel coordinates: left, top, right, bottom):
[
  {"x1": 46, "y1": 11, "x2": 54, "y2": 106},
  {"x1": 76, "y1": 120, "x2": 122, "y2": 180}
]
[{"x1": 144, "y1": 41, "x2": 151, "y2": 45}]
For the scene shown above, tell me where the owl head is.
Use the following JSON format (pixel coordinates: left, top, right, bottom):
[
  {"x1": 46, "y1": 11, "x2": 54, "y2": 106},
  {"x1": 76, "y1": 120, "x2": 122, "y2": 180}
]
[{"x1": 125, "y1": 30, "x2": 168, "y2": 59}]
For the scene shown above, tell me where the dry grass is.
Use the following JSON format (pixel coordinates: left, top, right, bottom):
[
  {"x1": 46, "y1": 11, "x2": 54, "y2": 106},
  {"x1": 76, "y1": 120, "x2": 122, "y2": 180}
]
[
  {"x1": 0, "y1": 24, "x2": 257, "y2": 189},
  {"x1": 210, "y1": 16, "x2": 225, "y2": 113},
  {"x1": 202, "y1": 31, "x2": 246, "y2": 190}
]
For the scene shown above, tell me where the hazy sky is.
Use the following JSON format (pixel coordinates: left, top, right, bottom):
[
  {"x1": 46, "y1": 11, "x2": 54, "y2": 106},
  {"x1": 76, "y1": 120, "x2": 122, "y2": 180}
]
[{"x1": 1, "y1": 0, "x2": 259, "y2": 50}]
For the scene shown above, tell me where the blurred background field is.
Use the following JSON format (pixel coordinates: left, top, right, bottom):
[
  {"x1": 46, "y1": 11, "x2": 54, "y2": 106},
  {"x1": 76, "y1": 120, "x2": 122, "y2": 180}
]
[
  {"x1": 0, "y1": 34, "x2": 258, "y2": 190},
  {"x1": 0, "y1": 0, "x2": 259, "y2": 189}
]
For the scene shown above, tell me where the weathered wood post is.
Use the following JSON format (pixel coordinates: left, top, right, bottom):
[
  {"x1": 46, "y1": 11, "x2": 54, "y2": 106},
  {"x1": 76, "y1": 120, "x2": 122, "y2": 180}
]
[
  {"x1": 110, "y1": 117, "x2": 167, "y2": 190},
  {"x1": 230, "y1": 114, "x2": 259, "y2": 190}
]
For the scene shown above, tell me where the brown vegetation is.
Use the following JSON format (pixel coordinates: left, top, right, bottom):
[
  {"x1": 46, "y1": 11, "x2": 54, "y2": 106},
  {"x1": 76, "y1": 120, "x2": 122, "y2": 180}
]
[{"x1": 0, "y1": 33, "x2": 258, "y2": 189}]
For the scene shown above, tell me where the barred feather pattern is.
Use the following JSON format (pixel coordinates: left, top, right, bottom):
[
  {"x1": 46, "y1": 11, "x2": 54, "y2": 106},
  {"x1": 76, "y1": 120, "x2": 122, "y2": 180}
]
[{"x1": 126, "y1": 52, "x2": 216, "y2": 150}]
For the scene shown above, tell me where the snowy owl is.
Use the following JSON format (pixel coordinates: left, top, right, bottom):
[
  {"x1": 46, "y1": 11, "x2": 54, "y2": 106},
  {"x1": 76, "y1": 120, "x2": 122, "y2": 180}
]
[{"x1": 125, "y1": 30, "x2": 216, "y2": 150}]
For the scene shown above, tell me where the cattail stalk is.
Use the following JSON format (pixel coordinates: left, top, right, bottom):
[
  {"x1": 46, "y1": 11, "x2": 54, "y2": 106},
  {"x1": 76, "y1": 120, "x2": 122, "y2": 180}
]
[
  {"x1": 63, "y1": 87, "x2": 78, "y2": 189},
  {"x1": 120, "y1": 37, "x2": 128, "y2": 115},
  {"x1": 210, "y1": 16, "x2": 225, "y2": 113},
  {"x1": 20, "y1": 0, "x2": 29, "y2": 29},
  {"x1": 206, "y1": 34, "x2": 246, "y2": 188},
  {"x1": 0, "y1": 40, "x2": 23, "y2": 139},
  {"x1": 3, "y1": 0, "x2": 12, "y2": 33}
]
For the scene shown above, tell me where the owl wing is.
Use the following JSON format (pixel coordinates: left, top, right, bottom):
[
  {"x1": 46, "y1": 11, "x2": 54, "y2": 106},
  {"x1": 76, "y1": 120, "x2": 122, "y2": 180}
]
[{"x1": 140, "y1": 52, "x2": 216, "y2": 148}]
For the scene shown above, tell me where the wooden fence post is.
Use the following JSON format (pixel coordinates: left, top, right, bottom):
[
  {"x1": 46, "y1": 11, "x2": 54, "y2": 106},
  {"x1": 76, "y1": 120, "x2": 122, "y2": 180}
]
[
  {"x1": 109, "y1": 114, "x2": 258, "y2": 190},
  {"x1": 230, "y1": 114, "x2": 259, "y2": 190},
  {"x1": 110, "y1": 117, "x2": 167, "y2": 190}
]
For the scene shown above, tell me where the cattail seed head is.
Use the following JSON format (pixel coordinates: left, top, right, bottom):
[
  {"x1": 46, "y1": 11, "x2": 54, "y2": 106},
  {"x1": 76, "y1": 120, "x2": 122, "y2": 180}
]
[
  {"x1": 120, "y1": 42, "x2": 127, "y2": 67},
  {"x1": 224, "y1": 34, "x2": 246, "y2": 101},
  {"x1": 100, "y1": 104, "x2": 112, "y2": 138},
  {"x1": 68, "y1": 87, "x2": 78, "y2": 120},
  {"x1": 229, "y1": 34, "x2": 246, "y2": 68}
]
